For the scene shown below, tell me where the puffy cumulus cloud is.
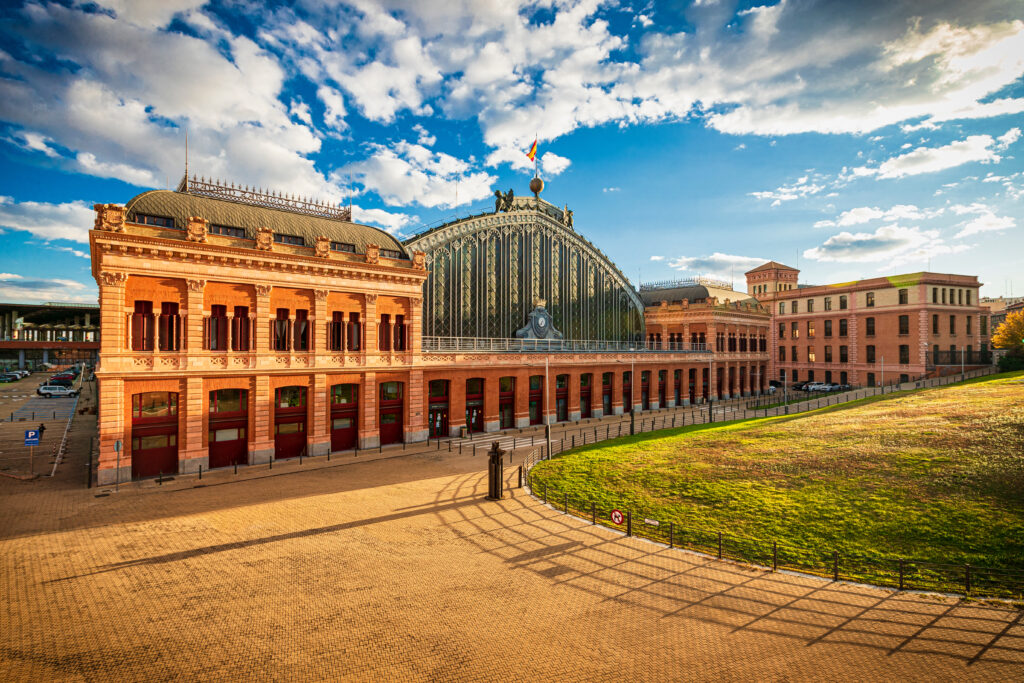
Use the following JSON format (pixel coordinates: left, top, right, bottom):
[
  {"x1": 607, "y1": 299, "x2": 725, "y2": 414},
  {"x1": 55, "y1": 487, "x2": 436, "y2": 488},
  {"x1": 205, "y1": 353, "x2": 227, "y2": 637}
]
[
  {"x1": 649, "y1": 255, "x2": 664, "y2": 261},
  {"x1": 750, "y1": 174, "x2": 827, "y2": 207},
  {"x1": 803, "y1": 224, "x2": 969, "y2": 267},
  {"x1": 0, "y1": 272, "x2": 96, "y2": 305},
  {"x1": 341, "y1": 142, "x2": 496, "y2": 209},
  {"x1": 540, "y1": 152, "x2": 571, "y2": 177},
  {"x1": 949, "y1": 204, "x2": 1017, "y2": 238},
  {"x1": 0, "y1": 1, "x2": 332, "y2": 199},
  {"x1": 0, "y1": 196, "x2": 94, "y2": 243},
  {"x1": 352, "y1": 205, "x2": 416, "y2": 236},
  {"x1": 316, "y1": 86, "x2": 348, "y2": 132},
  {"x1": 412, "y1": 124, "x2": 436, "y2": 147},
  {"x1": 46, "y1": 245, "x2": 90, "y2": 259},
  {"x1": 667, "y1": 252, "x2": 767, "y2": 280},
  {"x1": 814, "y1": 204, "x2": 943, "y2": 228},
  {"x1": 853, "y1": 129, "x2": 1018, "y2": 179}
]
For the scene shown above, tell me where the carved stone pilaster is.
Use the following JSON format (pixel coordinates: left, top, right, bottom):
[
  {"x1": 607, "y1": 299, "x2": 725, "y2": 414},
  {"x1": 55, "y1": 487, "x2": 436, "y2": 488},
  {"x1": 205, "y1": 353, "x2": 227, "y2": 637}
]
[
  {"x1": 255, "y1": 284, "x2": 272, "y2": 297},
  {"x1": 315, "y1": 235, "x2": 330, "y2": 258},
  {"x1": 365, "y1": 294, "x2": 377, "y2": 305},
  {"x1": 186, "y1": 216, "x2": 209, "y2": 243},
  {"x1": 409, "y1": 297, "x2": 422, "y2": 307},
  {"x1": 99, "y1": 271, "x2": 128, "y2": 287},
  {"x1": 412, "y1": 250, "x2": 426, "y2": 270},
  {"x1": 186, "y1": 279, "x2": 206, "y2": 293},
  {"x1": 256, "y1": 227, "x2": 273, "y2": 251},
  {"x1": 93, "y1": 204, "x2": 126, "y2": 232},
  {"x1": 365, "y1": 244, "x2": 380, "y2": 265},
  {"x1": 314, "y1": 289, "x2": 328, "y2": 302}
]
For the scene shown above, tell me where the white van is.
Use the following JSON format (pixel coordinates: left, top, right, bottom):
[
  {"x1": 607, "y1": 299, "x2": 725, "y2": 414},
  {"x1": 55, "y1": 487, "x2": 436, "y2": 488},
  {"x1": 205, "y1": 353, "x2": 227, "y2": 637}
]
[{"x1": 37, "y1": 385, "x2": 79, "y2": 398}]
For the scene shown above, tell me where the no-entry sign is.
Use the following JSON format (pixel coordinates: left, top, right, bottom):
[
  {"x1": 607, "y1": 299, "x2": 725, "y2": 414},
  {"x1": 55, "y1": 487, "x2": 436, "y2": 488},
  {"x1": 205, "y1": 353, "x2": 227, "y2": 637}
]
[{"x1": 610, "y1": 509, "x2": 624, "y2": 525}]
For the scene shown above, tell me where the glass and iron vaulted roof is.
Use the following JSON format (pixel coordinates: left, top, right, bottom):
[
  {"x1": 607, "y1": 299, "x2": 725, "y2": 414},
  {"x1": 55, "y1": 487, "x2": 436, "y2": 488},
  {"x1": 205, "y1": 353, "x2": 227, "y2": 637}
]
[
  {"x1": 404, "y1": 195, "x2": 645, "y2": 342},
  {"x1": 124, "y1": 184, "x2": 406, "y2": 256}
]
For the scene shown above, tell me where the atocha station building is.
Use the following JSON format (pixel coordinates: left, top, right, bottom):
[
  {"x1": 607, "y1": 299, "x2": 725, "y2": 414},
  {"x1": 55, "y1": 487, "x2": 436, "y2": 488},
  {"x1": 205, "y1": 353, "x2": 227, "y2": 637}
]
[{"x1": 90, "y1": 177, "x2": 771, "y2": 483}]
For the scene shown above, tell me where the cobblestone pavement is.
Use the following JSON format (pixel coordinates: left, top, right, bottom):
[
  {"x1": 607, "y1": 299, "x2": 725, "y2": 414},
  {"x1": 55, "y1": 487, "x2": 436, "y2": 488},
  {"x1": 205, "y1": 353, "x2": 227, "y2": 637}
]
[{"x1": 2, "y1": 433, "x2": 1022, "y2": 682}]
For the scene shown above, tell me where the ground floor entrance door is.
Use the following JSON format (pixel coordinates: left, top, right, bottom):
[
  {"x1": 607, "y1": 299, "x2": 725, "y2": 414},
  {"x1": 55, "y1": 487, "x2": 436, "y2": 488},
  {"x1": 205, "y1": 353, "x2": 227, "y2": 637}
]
[
  {"x1": 379, "y1": 381, "x2": 404, "y2": 445},
  {"x1": 429, "y1": 404, "x2": 448, "y2": 438},
  {"x1": 274, "y1": 386, "x2": 307, "y2": 460},
  {"x1": 208, "y1": 419, "x2": 246, "y2": 469},
  {"x1": 131, "y1": 425, "x2": 178, "y2": 479}
]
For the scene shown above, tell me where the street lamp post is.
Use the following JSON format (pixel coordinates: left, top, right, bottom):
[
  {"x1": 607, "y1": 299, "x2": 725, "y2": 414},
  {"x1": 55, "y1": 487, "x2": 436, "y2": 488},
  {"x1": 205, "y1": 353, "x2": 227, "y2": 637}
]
[
  {"x1": 545, "y1": 356, "x2": 552, "y2": 457},
  {"x1": 881, "y1": 355, "x2": 885, "y2": 393}
]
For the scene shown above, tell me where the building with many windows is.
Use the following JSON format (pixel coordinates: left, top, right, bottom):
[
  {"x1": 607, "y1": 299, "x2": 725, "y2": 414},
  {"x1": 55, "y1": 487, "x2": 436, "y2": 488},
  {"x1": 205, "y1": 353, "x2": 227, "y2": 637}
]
[
  {"x1": 91, "y1": 179, "x2": 770, "y2": 483},
  {"x1": 745, "y1": 262, "x2": 991, "y2": 387}
]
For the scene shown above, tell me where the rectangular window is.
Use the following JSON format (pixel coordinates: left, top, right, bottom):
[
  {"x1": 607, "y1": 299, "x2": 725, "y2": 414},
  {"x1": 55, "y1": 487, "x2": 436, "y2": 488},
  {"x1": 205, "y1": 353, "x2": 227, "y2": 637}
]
[
  {"x1": 866, "y1": 292, "x2": 875, "y2": 307},
  {"x1": 942, "y1": 288, "x2": 947, "y2": 304},
  {"x1": 981, "y1": 316, "x2": 987, "y2": 335},
  {"x1": 824, "y1": 319, "x2": 832, "y2": 337},
  {"x1": 136, "y1": 214, "x2": 176, "y2": 228},
  {"x1": 209, "y1": 224, "x2": 245, "y2": 238},
  {"x1": 839, "y1": 319, "x2": 848, "y2": 337},
  {"x1": 898, "y1": 315, "x2": 909, "y2": 335},
  {"x1": 932, "y1": 314, "x2": 939, "y2": 335},
  {"x1": 331, "y1": 242, "x2": 356, "y2": 253},
  {"x1": 898, "y1": 289, "x2": 908, "y2": 305},
  {"x1": 932, "y1": 287, "x2": 938, "y2": 303},
  {"x1": 824, "y1": 346, "x2": 832, "y2": 362},
  {"x1": 131, "y1": 300, "x2": 154, "y2": 351},
  {"x1": 791, "y1": 301, "x2": 798, "y2": 314},
  {"x1": 899, "y1": 345, "x2": 910, "y2": 364},
  {"x1": 949, "y1": 315, "x2": 956, "y2": 334},
  {"x1": 966, "y1": 316, "x2": 972, "y2": 335},
  {"x1": 824, "y1": 297, "x2": 832, "y2": 311},
  {"x1": 779, "y1": 347, "x2": 786, "y2": 361},
  {"x1": 779, "y1": 302, "x2": 785, "y2": 315},
  {"x1": 294, "y1": 309, "x2": 309, "y2": 351},
  {"x1": 958, "y1": 289, "x2": 963, "y2": 305},
  {"x1": 791, "y1": 322, "x2": 799, "y2": 340},
  {"x1": 807, "y1": 348, "x2": 816, "y2": 363},
  {"x1": 807, "y1": 299, "x2": 815, "y2": 313},
  {"x1": 132, "y1": 391, "x2": 178, "y2": 419},
  {"x1": 839, "y1": 345, "x2": 848, "y2": 363},
  {"x1": 274, "y1": 308, "x2": 290, "y2": 351},
  {"x1": 966, "y1": 290, "x2": 972, "y2": 306},
  {"x1": 380, "y1": 249, "x2": 403, "y2": 259},
  {"x1": 865, "y1": 317, "x2": 874, "y2": 336},
  {"x1": 839, "y1": 295, "x2": 847, "y2": 310},
  {"x1": 331, "y1": 384, "x2": 357, "y2": 404},
  {"x1": 274, "y1": 233, "x2": 304, "y2": 246},
  {"x1": 807, "y1": 321, "x2": 815, "y2": 339},
  {"x1": 791, "y1": 346, "x2": 798, "y2": 362},
  {"x1": 866, "y1": 345, "x2": 876, "y2": 363},
  {"x1": 778, "y1": 322, "x2": 785, "y2": 339}
]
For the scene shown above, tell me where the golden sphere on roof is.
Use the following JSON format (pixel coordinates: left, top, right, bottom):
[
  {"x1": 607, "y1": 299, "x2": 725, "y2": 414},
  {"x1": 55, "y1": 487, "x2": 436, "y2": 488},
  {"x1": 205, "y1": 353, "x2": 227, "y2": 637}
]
[{"x1": 529, "y1": 176, "x2": 544, "y2": 196}]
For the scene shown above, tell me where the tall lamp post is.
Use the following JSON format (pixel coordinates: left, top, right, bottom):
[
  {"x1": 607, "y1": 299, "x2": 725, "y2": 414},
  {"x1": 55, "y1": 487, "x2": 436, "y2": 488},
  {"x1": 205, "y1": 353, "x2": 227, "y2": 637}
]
[{"x1": 544, "y1": 355, "x2": 551, "y2": 457}]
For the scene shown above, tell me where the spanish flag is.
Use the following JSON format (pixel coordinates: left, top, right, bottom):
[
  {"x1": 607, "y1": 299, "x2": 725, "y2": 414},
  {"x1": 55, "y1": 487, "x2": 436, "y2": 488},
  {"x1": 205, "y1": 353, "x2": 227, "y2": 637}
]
[{"x1": 525, "y1": 138, "x2": 538, "y2": 162}]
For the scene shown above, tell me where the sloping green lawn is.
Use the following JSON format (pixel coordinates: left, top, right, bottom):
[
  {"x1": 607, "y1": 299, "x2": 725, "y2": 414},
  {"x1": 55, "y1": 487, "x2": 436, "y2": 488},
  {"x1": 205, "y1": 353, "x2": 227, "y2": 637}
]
[{"x1": 529, "y1": 372, "x2": 1024, "y2": 595}]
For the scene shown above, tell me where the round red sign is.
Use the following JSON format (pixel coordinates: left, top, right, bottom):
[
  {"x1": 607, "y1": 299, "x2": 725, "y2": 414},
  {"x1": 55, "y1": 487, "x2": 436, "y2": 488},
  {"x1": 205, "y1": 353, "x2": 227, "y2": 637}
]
[{"x1": 610, "y1": 509, "x2": 624, "y2": 525}]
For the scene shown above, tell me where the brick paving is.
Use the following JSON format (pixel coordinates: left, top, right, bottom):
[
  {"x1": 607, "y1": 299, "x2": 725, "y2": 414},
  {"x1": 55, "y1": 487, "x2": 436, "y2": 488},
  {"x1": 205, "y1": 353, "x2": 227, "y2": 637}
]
[{"x1": 1, "y1": 391, "x2": 1022, "y2": 680}]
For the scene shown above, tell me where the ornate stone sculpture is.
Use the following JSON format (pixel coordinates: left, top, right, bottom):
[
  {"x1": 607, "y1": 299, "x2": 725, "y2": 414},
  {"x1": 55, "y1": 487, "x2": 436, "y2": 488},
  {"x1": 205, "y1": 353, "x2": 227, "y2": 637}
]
[
  {"x1": 99, "y1": 271, "x2": 128, "y2": 287},
  {"x1": 562, "y1": 205, "x2": 574, "y2": 229},
  {"x1": 514, "y1": 299, "x2": 564, "y2": 340},
  {"x1": 93, "y1": 204, "x2": 126, "y2": 232},
  {"x1": 255, "y1": 284, "x2": 272, "y2": 297},
  {"x1": 412, "y1": 250, "x2": 426, "y2": 270},
  {"x1": 365, "y1": 293, "x2": 377, "y2": 305},
  {"x1": 186, "y1": 216, "x2": 208, "y2": 243},
  {"x1": 256, "y1": 227, "x2": 273, "y2": 251},
  {"x1": 493, "y1": 188, "x2": 515, "y2": 213},
  {"x1": 314, "y1": 289, "x2": 328, "y2": 302},
  {"x1": 365, "y1": 243, "x2": 380, "y2": 264},
  {"x1": 314, "y1": 235, "x2": 330, "y2": 258},
  {"x1": 186, "y1": 279, "x2": 206, "y2": 293}
]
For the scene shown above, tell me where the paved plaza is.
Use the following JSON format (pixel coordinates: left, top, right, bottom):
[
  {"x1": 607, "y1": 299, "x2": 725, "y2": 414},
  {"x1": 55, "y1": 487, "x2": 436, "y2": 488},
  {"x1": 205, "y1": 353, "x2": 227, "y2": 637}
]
[{"x1": 2, "y1": 407, "x2": 1022, "y2": 682}]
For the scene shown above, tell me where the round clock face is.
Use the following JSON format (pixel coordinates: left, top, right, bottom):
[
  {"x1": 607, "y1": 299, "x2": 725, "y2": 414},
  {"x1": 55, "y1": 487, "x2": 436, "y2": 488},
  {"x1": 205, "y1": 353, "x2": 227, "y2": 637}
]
[{"x1": 538, "y1": 317, "x2": 546, "y2": 328}]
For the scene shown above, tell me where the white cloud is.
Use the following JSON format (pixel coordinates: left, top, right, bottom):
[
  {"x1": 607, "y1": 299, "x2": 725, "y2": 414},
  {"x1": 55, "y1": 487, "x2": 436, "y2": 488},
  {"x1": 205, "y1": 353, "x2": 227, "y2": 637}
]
[
  {"x1": 0, "y1": 196, "x2": 94, "y2": 243},
  {"x1": 602, "y1": 187, "x2": 621, "y2": 193},
  {"x1": 412, "y1": 123, "x2": 436, "y2": 147},
  {"x1": 854, "y1": 129, "x2": 1017, "y2": 179},
  {"x1": 814, "y1": 204, "x2": 943, "y2": 228},
  {"x1": 316, "y1": 86, "x2": 348, "y2": 131},
  {"x1": 649, "y1": 255, "x2": 664, "y2": 261},
  {"x1": 666, "y1": 252, "x2": 767, "y2": 280},
  {"x1": 353, "y1": 205, "x2": 415, "y2": 235},
  {"x1": 803, "y1": 224, "x2": 969, "y2": 266},
  {"x1": 953, "y1": 208, "x2": 1016, "y2": 238},
  {"x1": 341, "y1": 141, "x2": 496, "y2": 209},
  {"x1": 47, "y1": 245, "x2": 90, "y2": 259},
  {"x1": 0, "y1": 272, "x2": 95, "y2": 305},
  {"x1": 540, "y1": 152, "x2": 571, "y2": 176},
  {"x1": 750, "y1": 174, "x2": 826, "y2": 206}
]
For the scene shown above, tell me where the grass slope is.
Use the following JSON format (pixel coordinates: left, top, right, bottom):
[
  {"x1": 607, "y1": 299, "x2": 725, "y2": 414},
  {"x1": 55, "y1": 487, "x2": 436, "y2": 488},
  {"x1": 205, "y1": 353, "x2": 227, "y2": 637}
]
[{"x1": 530, "y1": 373, "x2": 1024, "y2": 592}]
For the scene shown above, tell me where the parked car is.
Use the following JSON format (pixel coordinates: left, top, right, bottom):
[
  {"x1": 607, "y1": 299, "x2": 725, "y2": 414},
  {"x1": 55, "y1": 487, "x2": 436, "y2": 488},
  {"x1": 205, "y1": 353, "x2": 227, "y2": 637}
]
[
  {"x1": 38, "y1": 385, "x2": 79, "y2": 398},
  {"x1": 804, "y1": 382, "x2": 829, "y2": 392},
  {"x1": 766, "y1": 385, "x2": 777, "y2": 394},
  {"x1": 768, "y1": 380, "x2": 783, "y2": 388},
  {"x1": 45, "y1": 378, "x2": 73, "y2": 388},
  {"x1": 0, "y1": 374, "x2": 19, "y2": 383}
]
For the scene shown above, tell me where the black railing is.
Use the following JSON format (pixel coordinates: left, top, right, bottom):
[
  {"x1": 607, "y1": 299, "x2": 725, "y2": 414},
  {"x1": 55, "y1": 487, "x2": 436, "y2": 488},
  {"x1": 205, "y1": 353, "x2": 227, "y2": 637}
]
[{"x1": 927, "y1": 350, "x2": 992, "y2": 367}]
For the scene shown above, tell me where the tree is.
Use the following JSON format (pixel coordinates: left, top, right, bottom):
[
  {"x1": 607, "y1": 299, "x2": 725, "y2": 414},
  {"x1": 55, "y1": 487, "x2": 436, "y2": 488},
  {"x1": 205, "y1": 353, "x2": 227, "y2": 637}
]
[{"x1": 992, "y1": 310, "x2": 1024, "y2": 353}]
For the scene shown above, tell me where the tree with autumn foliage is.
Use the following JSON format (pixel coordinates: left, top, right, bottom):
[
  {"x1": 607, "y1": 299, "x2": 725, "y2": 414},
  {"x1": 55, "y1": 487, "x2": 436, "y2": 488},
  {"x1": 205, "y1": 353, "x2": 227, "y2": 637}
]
[{"x1": 992, "y1": 310, "x2": 1024, "y2": 370}]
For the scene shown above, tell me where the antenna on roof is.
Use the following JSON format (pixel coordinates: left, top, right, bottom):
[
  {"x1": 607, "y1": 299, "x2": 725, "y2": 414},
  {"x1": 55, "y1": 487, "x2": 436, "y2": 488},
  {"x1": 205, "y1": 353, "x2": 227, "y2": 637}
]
[{"x1": 184, "y1": 129, "x2": 189, "y2": 192}]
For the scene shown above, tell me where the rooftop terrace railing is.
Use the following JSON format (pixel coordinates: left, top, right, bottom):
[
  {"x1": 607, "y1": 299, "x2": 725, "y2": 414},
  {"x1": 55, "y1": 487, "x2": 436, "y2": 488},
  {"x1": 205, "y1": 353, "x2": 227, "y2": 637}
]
[{"x1": 421, "y1": 337, "x2": 711, "y2": 354}]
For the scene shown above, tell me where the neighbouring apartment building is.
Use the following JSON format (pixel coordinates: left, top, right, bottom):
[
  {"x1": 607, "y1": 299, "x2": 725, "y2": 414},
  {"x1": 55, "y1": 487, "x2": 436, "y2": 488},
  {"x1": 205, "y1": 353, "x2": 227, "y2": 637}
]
[
  {"x1": 745, "y1": 262, "x2": 991, "y2": 387},
  {"x1": 91, "y1": 178, "x2": 769, "y2": 483}
]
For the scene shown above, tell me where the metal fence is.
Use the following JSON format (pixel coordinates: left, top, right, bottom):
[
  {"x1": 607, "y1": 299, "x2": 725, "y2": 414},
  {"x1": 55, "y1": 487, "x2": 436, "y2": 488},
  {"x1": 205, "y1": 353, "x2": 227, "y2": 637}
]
[
  {"x1": 422, "y1": 336, "x2": 710, "y2": 354},
  {"x1": 518, "y1": 366, "x2": 1022, "y2": 599}
]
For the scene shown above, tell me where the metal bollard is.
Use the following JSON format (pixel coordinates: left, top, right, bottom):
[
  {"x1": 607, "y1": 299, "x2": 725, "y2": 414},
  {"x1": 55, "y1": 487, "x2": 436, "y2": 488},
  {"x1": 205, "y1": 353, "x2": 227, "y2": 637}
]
[
  {"x1": 517, "y1": 465, "x2": 522, "y2": 488},
  {"x1": 626, "y1": 510, "x2": 632, "y2": 537},
  {"x1": 198, "y1": 464, "x2": 202, "y2": 480},
  {"x1": 833, "y1": 551, "x2": 839, "y2": 582},
  {"x1": 591, "y1": 502, "x2": 596, "y2": 524},
  {"x1": 158, "y1": 470, "x2": 163, "y2": 486},
  {"x1": 669, "y1": 522, "x2": 674, "y2": 548},
  {"x1": 717, "y1": 532, "x2": 722, "y2": 559},
  {"x1": 564, "y1": 493, "x2": 568, "y2": 514},
  {"x1": 543, "y1": 482, "x2": 547, "y2": 503},
  {"x1": 772, "y1": 541, "x2": 778, "y2": 571},
  {"x1": 234, "y1": 462, "x2": 238, "y2": 475},
  {"x1": 269, "y1": 457, "x2": 273, "y2": 470},
  {"x1": 965, "y1": 564, "x2": 972, "y2": 593}
]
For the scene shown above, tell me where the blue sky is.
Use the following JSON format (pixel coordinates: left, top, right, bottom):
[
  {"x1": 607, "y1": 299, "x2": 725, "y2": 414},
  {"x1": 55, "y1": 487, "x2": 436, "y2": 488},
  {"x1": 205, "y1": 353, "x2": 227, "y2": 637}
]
[{"x1": 0, "y1": 0, "x2": 1022, "y2": 305}]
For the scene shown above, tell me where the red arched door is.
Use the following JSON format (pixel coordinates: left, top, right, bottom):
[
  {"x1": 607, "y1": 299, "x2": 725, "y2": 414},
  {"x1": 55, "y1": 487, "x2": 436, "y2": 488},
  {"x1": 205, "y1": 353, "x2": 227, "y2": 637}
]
[{"x1": 131, "y1": 391, "x2": 178, "y2": 479}]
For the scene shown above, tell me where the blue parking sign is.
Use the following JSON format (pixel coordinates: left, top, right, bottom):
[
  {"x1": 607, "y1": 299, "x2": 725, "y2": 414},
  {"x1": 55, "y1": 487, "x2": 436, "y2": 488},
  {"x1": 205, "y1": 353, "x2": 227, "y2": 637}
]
[{"x1": 25, "y1": 430, "x2": 39, "y2": 446}]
